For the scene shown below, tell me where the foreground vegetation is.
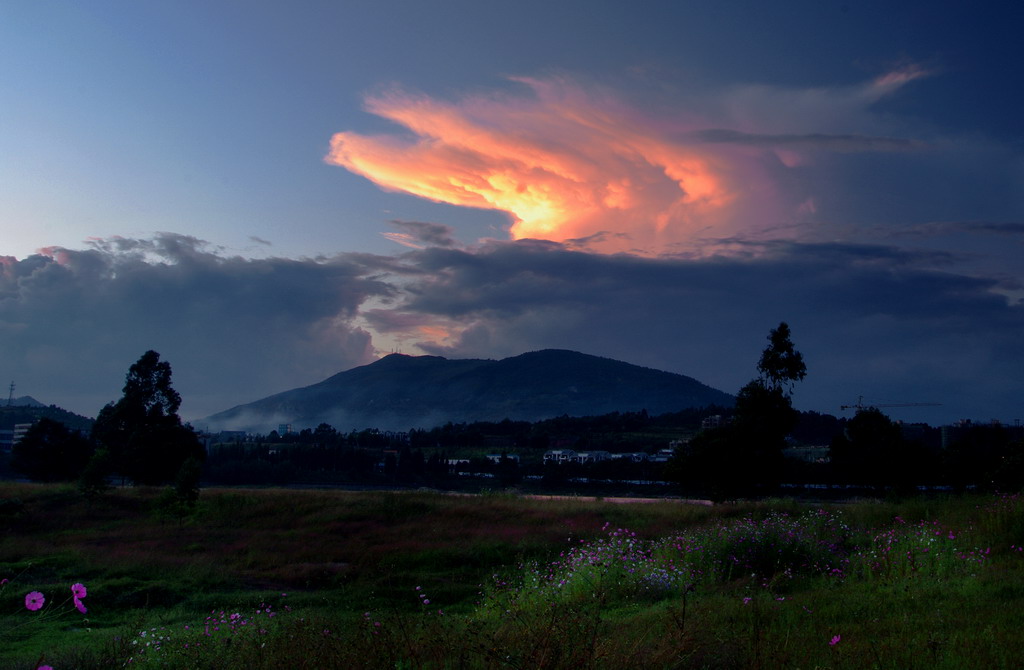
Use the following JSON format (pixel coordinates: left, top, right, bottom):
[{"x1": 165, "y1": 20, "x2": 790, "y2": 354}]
[{"x1": 2, "y1": 483, "x2": 1023, "y2": 669}]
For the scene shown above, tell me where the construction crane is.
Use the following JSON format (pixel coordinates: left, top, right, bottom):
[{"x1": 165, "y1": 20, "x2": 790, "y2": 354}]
[{"x1": 840, "y1": 396, "x2": 941, "y2": 412}]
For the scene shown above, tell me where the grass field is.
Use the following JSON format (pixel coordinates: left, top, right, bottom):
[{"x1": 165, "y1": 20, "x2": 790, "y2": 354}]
[{"x1": 1, "y1": 482, "x2": 1023, "y2": 668}]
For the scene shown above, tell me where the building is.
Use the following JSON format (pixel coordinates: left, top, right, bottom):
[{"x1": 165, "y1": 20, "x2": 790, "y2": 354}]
[
  {"x1": 575, "y1": 451, "x2": 611, "y2": 464},
  {"x1": 649, "y1": 448, "x2": 676, "y2": 463},
  {"x1": 543, "y1": 449, "x2": 577, "y2": 464},
  {"x1": 0, "y1": 423, "x2": 34, "y2": 454},
  {"x1": 610, "y1": 452, "x2": 649, "y2": 463},
  {"x1": 485, "y1": 454, "x2": 520, "y2": 464},
  {"x1": 702, "y1": 415, "x2": 725, "y2": 430}
]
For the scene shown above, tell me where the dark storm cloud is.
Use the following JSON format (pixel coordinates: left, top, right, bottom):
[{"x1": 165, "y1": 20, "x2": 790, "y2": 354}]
[
  {"x1": 5, "y1": 233, "x2": 1021, "y2": 426},
  {"x1": 370, "y1": 240, "x2": 1023, "y2": 423},
  {"x1": 0, "y1": 234, "x2": 392, "y2": 419}
]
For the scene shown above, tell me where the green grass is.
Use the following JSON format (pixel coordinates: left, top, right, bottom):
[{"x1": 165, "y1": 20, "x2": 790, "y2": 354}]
[{"x1": 1, "y1": 483, "x2": 1023, "y2": 668}]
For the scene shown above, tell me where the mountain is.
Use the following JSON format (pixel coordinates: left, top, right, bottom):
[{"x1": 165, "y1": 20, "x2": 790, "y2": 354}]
[
  {"x1": 201, "y1": 349, "x2": 733, "y2": 433},
  {"x1": 6, "y1": 396, "x2": 46, "y2": 408}
]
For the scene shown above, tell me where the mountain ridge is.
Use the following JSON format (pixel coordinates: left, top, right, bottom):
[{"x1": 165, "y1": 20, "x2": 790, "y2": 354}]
[{"x1": 202, "y1": 349, "x2": 734, "y2": 433}]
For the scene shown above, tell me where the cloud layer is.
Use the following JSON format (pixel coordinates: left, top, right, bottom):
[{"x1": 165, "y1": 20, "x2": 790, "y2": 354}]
[
  {"x1": 5, "y1": 69, "x2": 1022, "y2": 427},
  {"x1": 0, "y1": 234, "x2": 388, "y2": 418},
  {"x1": 364, "y1": 239, "x2": 1023, "y2": 424},
  {"x1": 2, "y1": 232, "x2": 1021, "y2": 426},
  {"x1": 326, "y1": 70, "x2": 937, "y2": 254}
]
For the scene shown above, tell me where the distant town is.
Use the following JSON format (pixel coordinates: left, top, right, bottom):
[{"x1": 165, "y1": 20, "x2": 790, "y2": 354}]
[{"x1": 4, "y1": 394, "x2": 1022, "y2": 499}]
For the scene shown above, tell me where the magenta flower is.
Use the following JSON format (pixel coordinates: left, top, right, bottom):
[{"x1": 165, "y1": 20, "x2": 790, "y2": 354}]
[
  {"x1": 25, "y1": 591, "x2": 45, "y2": 611},
  {"x1": 37, "y1": 666, "x2": 53, "y2": 670},
  {"x1": 71, "y1": 582, "x2": 87, "y2": 599},
  {"x1": 74, "y1": 596, "x2": 88, "y2": 614},
  {"x1": 830, "y1": 634, "x2": 841, "y2": 646}
]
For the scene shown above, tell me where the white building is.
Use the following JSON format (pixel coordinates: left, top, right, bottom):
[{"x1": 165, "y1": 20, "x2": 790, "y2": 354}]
[
  {"x1": 543, "y1": 449, "x2": 577, "y2": 464},
  {"x1": 575, "y1": 451, "x2": 611, "y2": 463}
]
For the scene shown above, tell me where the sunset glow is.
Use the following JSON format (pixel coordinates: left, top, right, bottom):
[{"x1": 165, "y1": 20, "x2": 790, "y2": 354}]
[
  {"x1": 327, "y1": 79, "x2": 741, "y2": 254},
  {"x1": 5, "y1": 1, "x2": 1021, "y2": 427}
]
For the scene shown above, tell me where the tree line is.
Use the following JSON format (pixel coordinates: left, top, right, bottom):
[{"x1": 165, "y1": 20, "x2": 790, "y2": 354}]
[
  {"x1": 7, "y1": 330, "x2": 1023, "y2": 498},
  {"x1": 670, "y1": 322, "x2": 1024, "y2": 500},
  {"x1": 9, "y1": 351, "x2": 204, "y2": 509}
]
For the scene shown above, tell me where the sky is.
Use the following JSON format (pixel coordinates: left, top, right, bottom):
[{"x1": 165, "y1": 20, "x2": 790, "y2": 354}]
[{"x1": 1, "y1": 1, "x2": 1022, "y2": 428}]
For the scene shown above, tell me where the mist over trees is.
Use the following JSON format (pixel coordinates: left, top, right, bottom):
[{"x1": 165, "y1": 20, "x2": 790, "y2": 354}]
[{"x1": 4, "y1": 340, "x2": 1023, "y2": 499}]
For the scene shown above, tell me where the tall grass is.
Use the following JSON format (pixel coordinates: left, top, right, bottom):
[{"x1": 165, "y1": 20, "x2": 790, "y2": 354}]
[{"x1": 2, "y1": 483, "x2": 1023, "y2": 668}]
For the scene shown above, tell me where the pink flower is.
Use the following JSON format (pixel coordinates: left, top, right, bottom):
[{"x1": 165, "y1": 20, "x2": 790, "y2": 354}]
[
  {"x1": 25, "y1": 591, "x2": 45, "y2": 611},
  {"x1": 71, "y1": 582, "x2": 87, "y2": 599},
  {"x1": 830, "y1": 634, "x2": 841, "y2": 646},
  {"x1": 38, "y1": 666, "x2": 53, "y2": 670},
  {"x1": 74, "y1": 596, "x2": 88, "y2": 614}
]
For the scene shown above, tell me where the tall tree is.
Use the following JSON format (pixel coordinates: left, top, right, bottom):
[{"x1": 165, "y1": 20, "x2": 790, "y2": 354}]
[
  {"x1": 92, "y1": 350, "x2": 204, "y2": 485},
  {"x1": 756, "y1": 322, "x2": 807, "y2": 395},
  {"x1": 673, "y1": 322, "x2": 806, "y2": 500}
]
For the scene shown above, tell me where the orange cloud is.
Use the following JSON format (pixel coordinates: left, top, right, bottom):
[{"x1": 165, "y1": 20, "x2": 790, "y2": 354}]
[
  {"x1": 327, "y1": 78, "x2": 764, "y2": 254},
  {"x1": 327, "y1": 72, "x2": 925, "y2": 255}
]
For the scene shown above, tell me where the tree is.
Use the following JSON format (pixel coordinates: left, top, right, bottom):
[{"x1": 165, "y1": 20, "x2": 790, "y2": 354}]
[
  {"x1": 673, "y1": 322, "x2": 806, "y2": 500},
  {"x1": 11, "y1": 418, "x2": 94, "y2": 482},
  {"x1": 756, "y1": 322, "x2": 807, "y2": 395},
  {"x1": 943, "y1": 424, "x2": 1021, "y2": 492},
  {"x1": 78, "y1": 447, "x2": 113, "y2": 502},
  {"x1": 830, "y1": 407, "x2": 922, "y2": 492},
  {"x1": 92, "y1": 350, "x2": 205, "y2": 485}
]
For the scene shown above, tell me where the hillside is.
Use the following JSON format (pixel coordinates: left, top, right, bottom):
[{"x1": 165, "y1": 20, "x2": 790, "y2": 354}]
[
  {"x1": 202, "y1": 349, "x2": 733, "y2": 433},
  {"x1": 0, "y1": 402, "x2": 94, "y2": 432}
]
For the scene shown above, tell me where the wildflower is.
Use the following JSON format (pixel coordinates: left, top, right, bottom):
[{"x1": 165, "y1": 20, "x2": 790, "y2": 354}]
[
  {"x1": 71, "y1": 582, "x2": 87, "y2": 599},
  {"x1": 830, "y1": 634, "x2": 841, "y2": 646},
  {"x1": 74, "y1": 596, "x2": 88, "y2": 614},
  {"x1": 25, "y1": 591, "x2": 45, "y2": 611},
  {"x1": 38, "y1": 666, "x2": 53, "y2": 670},
  {"x1": 742, "y1": 597, "x2": 752, "y2": 605}
]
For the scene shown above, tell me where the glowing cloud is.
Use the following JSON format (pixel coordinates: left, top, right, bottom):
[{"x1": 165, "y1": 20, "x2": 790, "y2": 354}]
[
  {"x1": 327, "y1": 72, "x2": 926, "y2": 255},
  {"x1": 328, "y1": 78, "x2": 758, "y2": 254}
]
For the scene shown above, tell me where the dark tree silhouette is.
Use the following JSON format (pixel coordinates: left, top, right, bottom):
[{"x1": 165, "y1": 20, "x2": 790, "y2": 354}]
[
  {"x1": 943, "y1": 423, "x2": 1023, "y2": 492},
  {"x1": 756, "y1": 322, "x2": 807, "y2": 394},
  {"x1": 11, "y1": 417, "x2": 94, "y2": 482},
  {"x1": 92, "y1": 350, "x2": 205, "y2": 485},
  {"x1": 830, "y1": 407, "x2": 922, "y2": 492},
  {"x1": 673, "y1": 322, "x2": 806, "y2": 500}
]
